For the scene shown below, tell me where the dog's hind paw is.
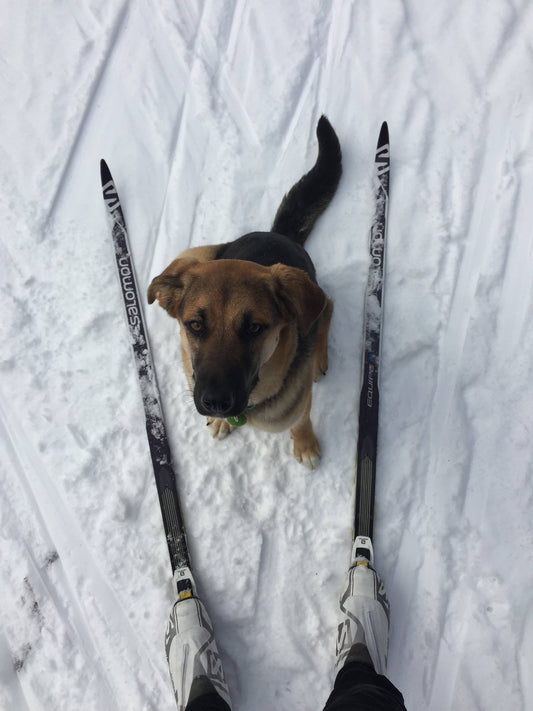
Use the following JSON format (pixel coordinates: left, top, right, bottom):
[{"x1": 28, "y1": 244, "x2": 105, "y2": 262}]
[{"x1": 207, "y1": 417, "x2": 235, "y2": 440}]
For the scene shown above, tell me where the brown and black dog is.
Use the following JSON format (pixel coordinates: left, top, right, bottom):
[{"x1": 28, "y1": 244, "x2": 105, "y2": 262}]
[{"x1": 148, "y1": 116, "x2": 342, "y2": 469}]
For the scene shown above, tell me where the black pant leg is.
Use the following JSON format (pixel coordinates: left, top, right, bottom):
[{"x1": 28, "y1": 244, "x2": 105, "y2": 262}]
[
  {"x1": 185, "y1": 692, "x2": 231, "y2": 711},
  {"x1": 184, "y1": 663, "x2": 406, "y2": 711},
  {"x1": 322, "y1": 662, "x2": 406, "y2": 711}
]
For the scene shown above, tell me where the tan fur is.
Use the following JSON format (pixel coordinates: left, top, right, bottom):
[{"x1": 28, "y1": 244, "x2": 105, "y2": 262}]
[{"x1": 148, "y1": 252, "x2": 333, "y2": 469}]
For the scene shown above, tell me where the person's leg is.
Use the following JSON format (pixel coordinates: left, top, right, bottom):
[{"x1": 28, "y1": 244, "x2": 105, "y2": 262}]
[
  {"x1": 186, "y1": 697, "x2": 230, "y2": 711},
  {"x1": 323, "y1": 659, "x2": 405, "y2": 711},
  {"x1": 186, "y1": 685, "x2": 231, "y2": 711},
  {"x1": 166, "y1": 596, "x2": 231, "y2": 710},
  {"x1": 323, "y1": 538, "x2": 407, "y2": 710}
]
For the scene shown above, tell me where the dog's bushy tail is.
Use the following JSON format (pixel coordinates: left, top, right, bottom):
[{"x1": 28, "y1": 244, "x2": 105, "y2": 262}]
[{"x1": 271, "y1": 115, "x2": 342, "y2": 246}]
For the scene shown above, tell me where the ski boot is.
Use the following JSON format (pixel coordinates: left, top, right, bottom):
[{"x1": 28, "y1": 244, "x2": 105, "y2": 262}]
[
  {"x1": 335, "y1": 536, "x2": 390, "y2": 676},
  {"x1": 165, "y1": 572, "x2": 231, "y2": 710}
]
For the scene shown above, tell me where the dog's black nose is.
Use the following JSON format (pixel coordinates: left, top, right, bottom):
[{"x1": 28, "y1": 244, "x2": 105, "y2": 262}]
[
  {"x1": 199, "y1": 389, "x2": 235, "y2": 417},
  {"x1": 194, "y1": 367, "x2": 250, "y2": 418}
]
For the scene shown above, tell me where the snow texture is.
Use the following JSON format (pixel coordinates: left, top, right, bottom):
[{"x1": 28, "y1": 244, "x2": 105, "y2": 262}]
[{"x1": 1, "y1": 2, "x2": 533, "y2": 709}]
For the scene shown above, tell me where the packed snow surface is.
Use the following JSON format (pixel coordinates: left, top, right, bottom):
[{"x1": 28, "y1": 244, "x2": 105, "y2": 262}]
[{"x1": 1, "y1": 2, "x2": 533, "y2": 710}]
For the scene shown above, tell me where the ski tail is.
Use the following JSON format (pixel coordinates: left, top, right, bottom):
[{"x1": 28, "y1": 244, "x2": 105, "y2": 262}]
[{"x1": 271, "y1": 115, "x2": 342, "y2": 246}]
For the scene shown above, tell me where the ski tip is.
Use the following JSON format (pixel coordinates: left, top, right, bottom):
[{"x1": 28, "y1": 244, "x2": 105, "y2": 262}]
[
  {"x1": 100, "y1": 159, "x2": 112, "y2": 186},
  {"x1": 377, "y1": 121, "x2": 389, "y2": 148}
]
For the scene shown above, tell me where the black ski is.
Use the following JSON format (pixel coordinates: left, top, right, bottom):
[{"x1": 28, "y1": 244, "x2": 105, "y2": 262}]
[
  {"x1": 100, "y1": 160, "x2": 192, "y2": 585},
  {"x1": 354, "y1": 123, "x2": 390, "y2": 549}
]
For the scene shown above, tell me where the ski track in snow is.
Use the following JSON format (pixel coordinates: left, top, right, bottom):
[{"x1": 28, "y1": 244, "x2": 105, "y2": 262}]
[{"x1": 1, "y1": 1, "x2": 533, "y2": 710}]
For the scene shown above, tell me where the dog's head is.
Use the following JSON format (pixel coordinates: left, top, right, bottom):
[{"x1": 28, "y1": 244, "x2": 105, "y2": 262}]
[{"x1": 148, "y1": 258, "x2": 327, "y2": 419}]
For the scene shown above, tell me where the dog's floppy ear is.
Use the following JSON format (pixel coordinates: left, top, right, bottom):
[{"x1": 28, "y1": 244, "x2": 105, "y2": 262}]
[
  {"x1": 271, "y1": 264, "x2": 327, "y2": 335},
  {"x1": 147, "y1": 258, "x2": 197, "y2": 316}
]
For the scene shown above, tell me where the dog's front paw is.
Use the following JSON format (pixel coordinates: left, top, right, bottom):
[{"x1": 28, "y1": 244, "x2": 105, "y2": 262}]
[
  {"x1": 292, "y1": 433, "x2": 321, "y2": 470},
  {"x1": 207, "y1": 417, "x2": 235, "y2": 440}
]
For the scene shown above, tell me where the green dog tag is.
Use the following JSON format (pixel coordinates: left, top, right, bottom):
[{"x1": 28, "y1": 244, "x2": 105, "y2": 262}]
[{"x1": 227, "y1": 414, "x2": 247, "y2": 427}]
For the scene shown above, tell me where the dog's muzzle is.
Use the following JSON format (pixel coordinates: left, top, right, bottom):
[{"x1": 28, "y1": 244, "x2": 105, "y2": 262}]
[{"x1": 193, "y1": 368, "x2": 254, "y2": 419}]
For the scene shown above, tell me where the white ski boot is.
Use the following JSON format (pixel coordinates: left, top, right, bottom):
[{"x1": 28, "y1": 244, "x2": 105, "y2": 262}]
[
  {"x1": 335, "y1": 536, "x2": 390, "y2": 676},
  {"x1": 165, "y1": 593, "x2": 231, "y2": 710}
]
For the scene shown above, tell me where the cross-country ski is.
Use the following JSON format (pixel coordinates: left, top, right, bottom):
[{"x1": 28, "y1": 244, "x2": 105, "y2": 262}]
[
  {"x1": 354, "y1": 122, "x2": 390, "y2": 551},
  {"x1": 101, "y1": 160, "x2": 230, "y2": 709}
]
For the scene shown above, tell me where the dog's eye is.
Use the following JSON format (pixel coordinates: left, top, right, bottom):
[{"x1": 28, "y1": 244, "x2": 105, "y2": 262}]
[
  {"x1": 187, "y1": 320, "x2": 204, "y2": 334},
  {"x1": 246, "y1": 322, "x2": 266, "y2": 336}
]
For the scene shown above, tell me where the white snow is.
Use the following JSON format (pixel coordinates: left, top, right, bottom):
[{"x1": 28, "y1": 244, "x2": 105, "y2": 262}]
[{"x1": 1, "y1": 2, "x2": 533, "y2": 709}]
